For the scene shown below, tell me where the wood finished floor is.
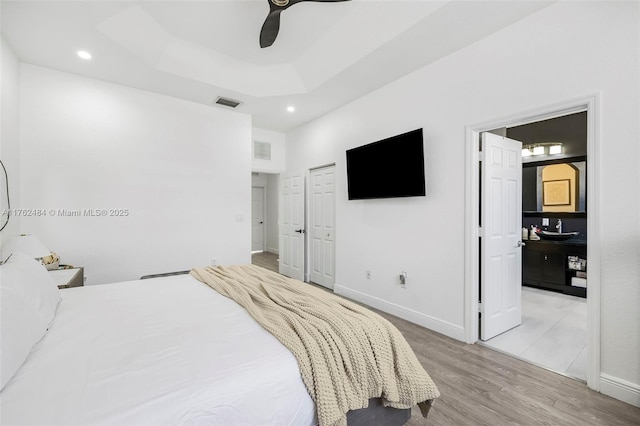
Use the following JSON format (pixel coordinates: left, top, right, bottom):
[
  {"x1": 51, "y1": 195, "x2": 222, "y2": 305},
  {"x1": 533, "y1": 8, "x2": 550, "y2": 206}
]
[
  {"x1": 250, "y1": 253, "x2": 640, "y2": 425},
  {"x1": 251, "y1": 251, "x2": 279, "y2": 273}
]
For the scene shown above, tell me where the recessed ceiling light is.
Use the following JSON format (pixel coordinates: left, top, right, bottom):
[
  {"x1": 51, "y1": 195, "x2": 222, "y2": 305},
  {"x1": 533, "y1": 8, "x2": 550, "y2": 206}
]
[
  {"x1": 77, "y1": 50, "x2": 92, "y2": 60},
  {"x1": 286, "y1": 106, "x2": 295, "y2": 113}
]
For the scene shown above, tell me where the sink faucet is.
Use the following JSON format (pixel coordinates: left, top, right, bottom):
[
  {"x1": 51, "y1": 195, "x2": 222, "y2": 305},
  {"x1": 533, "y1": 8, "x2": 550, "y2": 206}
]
[{"x1": 556, "y1": 219, "x2": 562, "y2": 233}]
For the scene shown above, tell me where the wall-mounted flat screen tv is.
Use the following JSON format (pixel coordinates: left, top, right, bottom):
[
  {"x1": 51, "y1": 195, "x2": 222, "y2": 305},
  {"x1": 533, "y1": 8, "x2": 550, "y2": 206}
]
[{"x1": 346, "y1": 128, "x2": 426, "y2": 200}]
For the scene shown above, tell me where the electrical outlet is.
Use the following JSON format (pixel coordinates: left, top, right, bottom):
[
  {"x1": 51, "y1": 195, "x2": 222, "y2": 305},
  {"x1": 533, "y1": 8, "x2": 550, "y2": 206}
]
[
  {"x1": 211, "y1": 258, "x2": 217, "y2": 267},
  {"x1": 542, "y1": 218, "x2": 549, "y2": 226},
  {"x1": 366, "y1": 270, "x2": 371, "y2": 280}
]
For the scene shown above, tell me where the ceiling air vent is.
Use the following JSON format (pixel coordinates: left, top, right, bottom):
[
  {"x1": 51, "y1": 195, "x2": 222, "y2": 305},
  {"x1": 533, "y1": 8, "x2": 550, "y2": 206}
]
[{"x1": 214, "y1": 96, "x2": 242, "y2": 108}]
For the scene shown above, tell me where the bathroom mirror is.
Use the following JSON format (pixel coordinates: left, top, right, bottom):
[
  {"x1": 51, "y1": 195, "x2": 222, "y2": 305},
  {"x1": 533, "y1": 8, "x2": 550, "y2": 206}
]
[{"x1": 523, "y1": 160, "x2": 586, "y2": 214}]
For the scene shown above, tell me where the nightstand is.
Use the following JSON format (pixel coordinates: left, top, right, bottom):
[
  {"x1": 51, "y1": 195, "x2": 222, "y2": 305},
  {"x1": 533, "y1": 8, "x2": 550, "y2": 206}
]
[{"x1": 49, "y1": 267, "x2": 84, "y2": 289}]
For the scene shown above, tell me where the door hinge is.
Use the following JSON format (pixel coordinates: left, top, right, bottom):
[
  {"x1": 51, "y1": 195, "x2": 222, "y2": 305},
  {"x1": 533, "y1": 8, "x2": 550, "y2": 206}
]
[
  {"x1": 478, "y1": 151, "x2": 484, "y2": 162},
  {"x1": 478, "y1": 226, "x2": 483, "y2": 237},
  {"x1": 478, "y1": 302, "x2": 483, "y2": 314}
]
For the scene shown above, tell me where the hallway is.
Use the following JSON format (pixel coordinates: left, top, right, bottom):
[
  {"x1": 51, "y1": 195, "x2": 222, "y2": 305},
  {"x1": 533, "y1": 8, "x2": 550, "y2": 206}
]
[{"x1": 251, "y1": 251, "x2": 279, "y2": 273}]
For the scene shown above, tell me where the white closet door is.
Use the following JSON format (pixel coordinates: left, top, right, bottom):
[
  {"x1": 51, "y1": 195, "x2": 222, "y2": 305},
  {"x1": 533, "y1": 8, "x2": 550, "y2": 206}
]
[
  {"x1": 310, "y1": 165, "x2": 335, "y2": 289},
  {"x1": 279, "y1": 172, "x2": 305, "y2": 281}
]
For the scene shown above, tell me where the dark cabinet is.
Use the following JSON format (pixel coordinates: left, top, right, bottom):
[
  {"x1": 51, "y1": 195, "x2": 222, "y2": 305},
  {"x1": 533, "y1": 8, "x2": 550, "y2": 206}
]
[
  {"x1": 522, "y1": 240, "x2": 586, "y2": 297},
  {"x1": 541, "y1": 252, "x2": 565, "y2": 286}
]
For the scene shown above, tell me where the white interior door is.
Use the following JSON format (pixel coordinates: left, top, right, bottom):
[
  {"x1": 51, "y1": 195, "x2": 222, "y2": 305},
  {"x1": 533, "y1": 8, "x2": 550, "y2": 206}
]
[
  {"x1": 481, "y1": 132, "x2": 523, "y2": 341},
  {"x1": 251, "y1": 186, "x2": 265, "y2": 252},
  {"x1": 310, "y1": 165, "x2": 335, "y2": 289},
  {"x1": 279, "y1": 172, "x2": 305, "y2": 281}
]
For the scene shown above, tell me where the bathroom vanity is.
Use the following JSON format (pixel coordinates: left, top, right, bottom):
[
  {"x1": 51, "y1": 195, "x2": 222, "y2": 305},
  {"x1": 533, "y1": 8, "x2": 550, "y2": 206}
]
[{"x1": 522, "y1": 239, "x2": 586, "y2": 297}]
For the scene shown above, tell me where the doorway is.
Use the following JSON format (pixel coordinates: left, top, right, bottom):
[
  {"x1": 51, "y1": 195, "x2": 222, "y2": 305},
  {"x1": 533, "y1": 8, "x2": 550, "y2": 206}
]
[
  {"x1": 482, "y1": 112, "x2": 589, "y2": 380},
  {"x1": 465, "y1": 96, "x2": 601, "y2": 391},
  {"x1": 251, "y1": 173, "x2": 280, "y2": 267}
]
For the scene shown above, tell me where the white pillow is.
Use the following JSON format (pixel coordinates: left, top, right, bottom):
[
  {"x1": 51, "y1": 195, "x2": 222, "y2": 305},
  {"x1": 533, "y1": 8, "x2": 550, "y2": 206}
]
[
  {"x1": 0, "y1": 279, "x2": 49, "y2": 390},
  {"x1": 1, "y1": 252, "x2": 61, "y2": 325}
]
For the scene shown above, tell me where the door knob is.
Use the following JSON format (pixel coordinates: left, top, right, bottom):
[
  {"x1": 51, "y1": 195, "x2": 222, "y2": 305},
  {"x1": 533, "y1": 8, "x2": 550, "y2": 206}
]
[
  {"x1": 294, "y1": 229, "x2": 305, "y2": 234},
  {"x1": 516, "y1": 241, "x2": 526, "y2": 248},
  {"x1": 259, "y1": 221, "x2": 264, "y2": 224}
]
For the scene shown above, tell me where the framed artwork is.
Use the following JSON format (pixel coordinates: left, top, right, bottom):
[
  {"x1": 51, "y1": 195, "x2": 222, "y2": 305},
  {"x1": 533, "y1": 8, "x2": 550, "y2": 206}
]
[{"x1": 543, "y1": 179, "x2": 571, "y2": 206}]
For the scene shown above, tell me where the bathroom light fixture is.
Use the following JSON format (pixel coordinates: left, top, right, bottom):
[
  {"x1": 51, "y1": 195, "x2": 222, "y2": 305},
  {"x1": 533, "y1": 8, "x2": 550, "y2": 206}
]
[
  {"x1": 286, "y1": 106, "x2": 295, "y2": 113},
  {"x1": 77, "y1": 50, "x2": 92, "y2": 60},
  {"x1": 549, "y1": 144, "x2": 562, "y2": 155},
  {"x1": 521, "y1": 142, "x2": 563, "y2": 157}
]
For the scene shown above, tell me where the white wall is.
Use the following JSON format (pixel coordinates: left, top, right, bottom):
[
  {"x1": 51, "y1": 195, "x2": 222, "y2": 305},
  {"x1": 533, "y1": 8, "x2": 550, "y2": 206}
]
[
  {"x1": 0, "y1": 36, "x2": 21, "y2": 254},
  {"x1": 19, "y1": 65, "x2": 252, "y2": 284},
  {"x1": 252, "y1": 127, "x2": 286, "y2": 173},
  {"x1": 287, "y1": 1, "x2": 639, "y2": 404}
]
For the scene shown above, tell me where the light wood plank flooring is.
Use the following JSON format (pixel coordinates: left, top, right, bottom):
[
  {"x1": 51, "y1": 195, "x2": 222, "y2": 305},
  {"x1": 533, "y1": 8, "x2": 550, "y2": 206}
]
[
  {"x1": 379, "y1": 310, "x2": 639, "y2": 426},
  {"x1": 248, "y1": 259, "x2": 640, "y2": 425},
  {"x1": 251, "y1": 251, "x2": 279, "y2": 273}
]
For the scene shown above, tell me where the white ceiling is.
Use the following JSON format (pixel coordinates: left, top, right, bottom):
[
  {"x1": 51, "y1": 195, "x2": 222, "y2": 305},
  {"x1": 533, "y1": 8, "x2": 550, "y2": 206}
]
[{"x1": 1, "y1": 0, "x2": 553, "y2": 132}]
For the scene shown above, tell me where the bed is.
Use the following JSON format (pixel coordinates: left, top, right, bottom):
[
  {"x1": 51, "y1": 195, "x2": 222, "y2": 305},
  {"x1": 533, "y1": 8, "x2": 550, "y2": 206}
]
[{"x1": 1, "y1": 254, "x2": 439, "y2": 425}]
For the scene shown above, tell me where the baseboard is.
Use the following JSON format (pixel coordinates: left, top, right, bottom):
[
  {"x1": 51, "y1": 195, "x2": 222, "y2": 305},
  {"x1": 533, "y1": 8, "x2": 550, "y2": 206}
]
[
  {"x1": 266, "y1": 247, "x2": 279, "y2": 255},
  {"x1": 334, "y1": 285, "x2": 466, "y2": 342},
  {"x1": 600, "y1": 374, "x2": 640, "y2": 407}
]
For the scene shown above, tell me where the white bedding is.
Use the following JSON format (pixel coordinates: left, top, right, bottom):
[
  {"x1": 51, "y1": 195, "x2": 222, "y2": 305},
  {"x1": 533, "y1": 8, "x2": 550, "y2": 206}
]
[{"x1": 0, "y1": 274, "x2": 316, "y2": 425}]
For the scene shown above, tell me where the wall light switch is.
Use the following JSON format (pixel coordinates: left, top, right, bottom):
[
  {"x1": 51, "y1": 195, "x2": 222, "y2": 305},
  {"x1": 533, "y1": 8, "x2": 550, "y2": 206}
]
[{"x1": 542, "y1": 218, "x2": 549, "y2": 226}]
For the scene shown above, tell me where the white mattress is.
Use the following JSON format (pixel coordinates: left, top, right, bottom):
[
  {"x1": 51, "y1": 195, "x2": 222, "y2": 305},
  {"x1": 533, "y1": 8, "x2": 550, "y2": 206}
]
[{"x1": 1, "y1": 274, "x2": 316, "y2": 425}]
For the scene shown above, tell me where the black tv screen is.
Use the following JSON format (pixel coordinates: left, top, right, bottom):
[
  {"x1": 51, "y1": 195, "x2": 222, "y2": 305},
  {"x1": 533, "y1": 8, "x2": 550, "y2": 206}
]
[{"x1": 346, "y1": 129, "x2": 426, "y2": 200}]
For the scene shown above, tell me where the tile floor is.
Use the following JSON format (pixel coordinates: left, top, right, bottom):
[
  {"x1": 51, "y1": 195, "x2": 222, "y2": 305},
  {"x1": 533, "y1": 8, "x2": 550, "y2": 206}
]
[{"x1": 481, "y1": 286, "x2": 587, "y2": 381}]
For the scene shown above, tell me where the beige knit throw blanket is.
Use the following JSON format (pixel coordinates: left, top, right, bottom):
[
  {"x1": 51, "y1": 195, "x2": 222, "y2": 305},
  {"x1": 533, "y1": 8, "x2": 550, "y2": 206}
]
[{"x1": 190, "y1": 265, "x2": 440, "y2": 426}]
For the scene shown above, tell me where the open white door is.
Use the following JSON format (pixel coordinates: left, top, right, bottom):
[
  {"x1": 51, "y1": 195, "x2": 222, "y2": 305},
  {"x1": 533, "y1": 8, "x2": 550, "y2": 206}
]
[
  {"x1": 481, "y1": 132, "x2": 523, "y2": 341},
  {"x1": 251, "y1": 187, "x2": 265, "y2": 252},
  {"x1": 310, "y1": 165, "x2": 335, "y2": 289},
  {"x1": 279, "y1": 172, "x2": 305, "y2": 281}
]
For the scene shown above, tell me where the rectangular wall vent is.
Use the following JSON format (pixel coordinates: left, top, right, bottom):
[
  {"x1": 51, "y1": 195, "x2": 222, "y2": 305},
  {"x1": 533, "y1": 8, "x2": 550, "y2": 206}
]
[
  {"x1": 254, "y1": 141, "x2": 271, "y2": 160},
  {"x1": 214, "y1": 96, "x2": 242, "y2": 108}
]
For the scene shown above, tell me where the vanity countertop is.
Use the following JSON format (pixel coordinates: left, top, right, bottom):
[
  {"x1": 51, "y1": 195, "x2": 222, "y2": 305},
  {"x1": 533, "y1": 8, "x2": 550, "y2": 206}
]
[{"x1": 524, "y1": 238, "x2": 587, "y2": 246}]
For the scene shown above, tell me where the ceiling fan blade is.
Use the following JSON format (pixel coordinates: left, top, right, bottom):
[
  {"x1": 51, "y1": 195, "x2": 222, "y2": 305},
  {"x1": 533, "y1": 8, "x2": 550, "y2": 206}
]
[
  {"x1": 259, "y1": 0, "x2": 351, "y2": 48},
  {"x1": 260, "y1": 10, "x2": 282, "y2": 48}
]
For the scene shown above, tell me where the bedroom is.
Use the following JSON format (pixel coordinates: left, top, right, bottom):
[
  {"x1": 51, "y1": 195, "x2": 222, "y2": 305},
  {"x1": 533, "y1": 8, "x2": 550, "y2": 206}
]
[{"x1": 1, "y1": 0, "x2": 639, "y2": 424}]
